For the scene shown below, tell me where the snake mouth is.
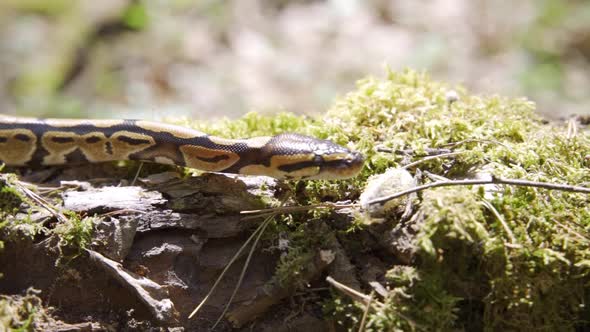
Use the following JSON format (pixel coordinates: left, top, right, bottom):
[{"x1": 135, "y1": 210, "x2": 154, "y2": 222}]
[{"x1": 311, "y1": 151, "x2": 365, "y2": 179}]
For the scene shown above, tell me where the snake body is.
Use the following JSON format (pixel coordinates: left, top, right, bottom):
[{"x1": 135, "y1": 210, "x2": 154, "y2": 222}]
[{"x1": 0, "y1": 116, "x2": 364, "y2": 180}]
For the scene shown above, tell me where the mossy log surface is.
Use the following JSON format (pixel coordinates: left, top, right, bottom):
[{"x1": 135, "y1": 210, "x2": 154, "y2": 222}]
[{"x1": 1, "y1": 70, "x2": 590, "y2": 331}]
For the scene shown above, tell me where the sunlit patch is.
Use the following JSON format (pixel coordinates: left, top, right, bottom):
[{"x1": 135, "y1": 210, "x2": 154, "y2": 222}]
[
  {"x1": 209, "y1": 136, "x2": 272, "y2": 149},
  {"x1": 154, "y1": 156, "x2": 175, "y2": 165},
  {"x1": 135, "y1": 121, "x2": 205, "y2": 139},
  {"x1": 208, "y1": 136, "x2": 238, "y2": 146},
  {"x1": 238, "y1": 164, "x2": 285, "y2": 179},
  {"x1": 321, "y1": 153, "x2": 350, "y2": 162},
  {"x1": 44, "y1": 119, "x2": 124, "y2": 127},
  {"x1": 0, "y1": 129, "x2": 37, "y2": 166},
  {"x1": 284, "y1": 166, "x2": 320, "y2": 178},
  {"x1": 180, "y1": 144, "x2": 239, "y2": 171}
]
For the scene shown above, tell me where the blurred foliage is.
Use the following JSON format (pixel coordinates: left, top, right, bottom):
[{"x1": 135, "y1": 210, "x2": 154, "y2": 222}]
[
  {"x1": 122, "y1": 1, "x2": 148, "y2": 30},
  {"x1": 0, "y1": 288, "x2": 53, "y2": 331},
  {"x1": 520, "y1": 0, "x2": 590, "y2": 96},
  {"x1": 1, "y1": 0, "x2": 589, "y2": 119}
]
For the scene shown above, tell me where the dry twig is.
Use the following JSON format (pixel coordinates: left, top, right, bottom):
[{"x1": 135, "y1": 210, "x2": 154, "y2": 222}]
[
  {"x1": 366, "y1": 176, "x2": 590, "y2": 206},
  {"x1": 401, "y1": 151, "x2": 467, "y2": 170}
]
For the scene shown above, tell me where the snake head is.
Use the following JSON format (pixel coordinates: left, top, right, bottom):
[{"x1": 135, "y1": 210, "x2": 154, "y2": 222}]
[
  {"x1": 305, "y1": 144, "x2": 365, "y2": 180},
  {"x1": 256, "y1": 133, "x2": 364, "y2": 180}
]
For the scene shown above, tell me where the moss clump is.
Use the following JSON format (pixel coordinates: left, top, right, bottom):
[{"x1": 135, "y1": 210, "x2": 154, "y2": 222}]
[
  {"x1": 318, "y1": 69, "x2": 589, "y2": 331},
  {"x1": 0, "y1": 175, "x2": 24, "y2": 214},
  {"x1": 0, "y1": 289, "x2": 52, "y2": 331},
  {"x1": 0, "y1": 174, "x2": 25, "y2": 273},
  {"x1": 53, "y1": 213, "x2": 96, "y2": 255},
  {"x1": 0, "y1": 174, "x2": 95, "y2": 257}
]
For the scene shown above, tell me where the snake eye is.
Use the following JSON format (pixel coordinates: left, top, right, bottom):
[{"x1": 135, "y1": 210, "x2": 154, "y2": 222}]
[{"x1": 313, "y1": 155, "x2": 323, "y2": 164}]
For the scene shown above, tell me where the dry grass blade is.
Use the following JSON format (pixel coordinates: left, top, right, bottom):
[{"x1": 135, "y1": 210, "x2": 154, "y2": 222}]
[
  {"x1": 100, "y1": 209, "x2": 148, "y2": 217},
  {"x1": 326, "y1": 276, "x2": 426, "y2": 331},
  {"x1": 187, "y1": 215, "x2": 270, "y2": 319},
  {"x1": 358, "y1": 291, "x2": 375, "y2": 332},
  {"x1": 240, "y1": 202, "x2": 355, "y2": 220},
  {"x1": 16, "y1": 180, "x2": 68, "y2": 223},
  {"x1": 325, "y1": 276, "x2": 384, "y2": 309},
  {"x1": 131, "y1": 162, "x2": 144, "y2": 186},
  {"x1": 211, "y1": 216, "x2": 272, "y2": 330}
]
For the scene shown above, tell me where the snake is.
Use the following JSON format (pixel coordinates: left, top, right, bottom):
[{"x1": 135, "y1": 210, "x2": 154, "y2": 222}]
[{"x1": 0, "y1": 116, "x2": 364, "y2": 180}]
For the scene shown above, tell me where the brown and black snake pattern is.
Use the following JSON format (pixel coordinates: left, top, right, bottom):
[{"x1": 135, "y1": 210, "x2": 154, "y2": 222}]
[{"x1": 0, "y1": 116, "x2": 364, "y2": 180}]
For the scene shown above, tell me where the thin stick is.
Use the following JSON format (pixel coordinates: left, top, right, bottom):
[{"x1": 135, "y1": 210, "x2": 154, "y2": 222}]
[
  {"x1": 401, "y1": 151, "x2": 467, "y2": 170},
  {"x1": 211, "y1": 216, "x2": 272, "y2": 330},
  {"x1": 366, "y1": 176, "x2": 590, "y2": 206},
  {"x1": 376, "y1": 147, "x2": 452, "y2": 155},
  {"x1": 244, "y1": 177, "x2": 590, "y2": 221},
  {"x1": 440, "y1": 138, "x2": 512, "y2": 150},
  {"x1": 240, "y1": 203, "x2": 333, "y2": 215}
]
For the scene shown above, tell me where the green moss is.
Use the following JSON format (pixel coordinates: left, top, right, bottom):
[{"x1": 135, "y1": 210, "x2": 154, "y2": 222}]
[
  {"x1": 53, "y1": 212, "x2": 96, "y2": 254},
  {"x1": 0, "y1": 176, "x2": 23, "y2": 214},
  {"x1": 0, "y1": 176, "x2": 49, "y2": 243},
  {"x1": 315, "y1": 69, "x2": 590, "y2": 331},
  {"x1": 274, "y1": 245, "x2": 315, "y2": 289},
  {"x1": 0, "y1": 173, "x2": 94, "y2": 260},
  {"x1": 264, "y1": 217, "x2": 319, "y2": 290},
  {"x1": 0, "y1": 175, "x2": 26, "y2": 264},
  {"x1": 0, "y1": 289, "x2": 51, "y2": 331}
]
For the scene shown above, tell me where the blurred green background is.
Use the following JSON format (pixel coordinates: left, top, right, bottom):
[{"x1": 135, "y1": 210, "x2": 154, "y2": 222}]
[{"x1": 0, "y1": 0, "x2": 589, "y2": 120}]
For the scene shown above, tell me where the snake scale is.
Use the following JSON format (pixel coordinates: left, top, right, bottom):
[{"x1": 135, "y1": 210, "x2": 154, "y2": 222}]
[{"x1": 0, "y1": 116, "x2": 364, "y2": 180}]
